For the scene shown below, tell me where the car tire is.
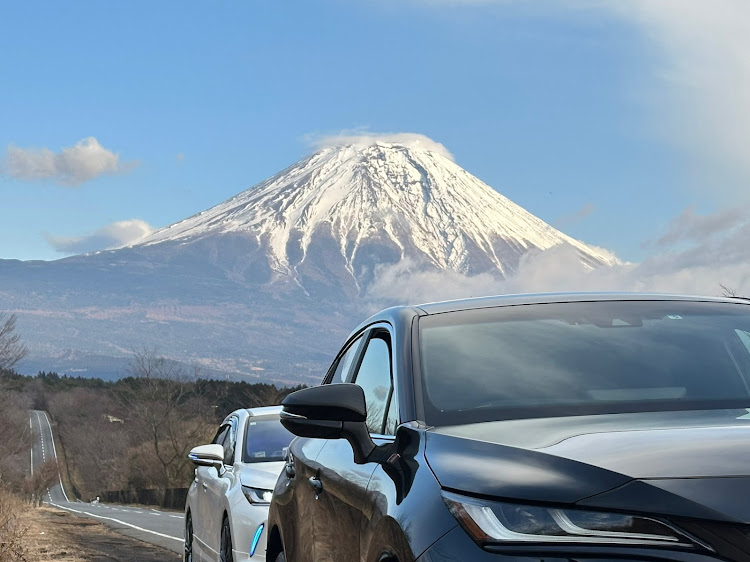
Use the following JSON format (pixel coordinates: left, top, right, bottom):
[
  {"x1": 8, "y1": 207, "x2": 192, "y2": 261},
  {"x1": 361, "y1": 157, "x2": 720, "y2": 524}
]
[
  {"x1": 184, "y1": 511, "x2": 194, "y2": 562},
  {"x1": 220, "y1": 517, "x2": 234, "y2": 562}
]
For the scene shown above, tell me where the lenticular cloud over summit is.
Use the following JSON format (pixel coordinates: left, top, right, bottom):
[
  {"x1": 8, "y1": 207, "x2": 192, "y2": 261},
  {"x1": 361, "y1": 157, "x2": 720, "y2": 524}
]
[{"x1": 309, "y1": 132, "x2": 456, "y2": 161}]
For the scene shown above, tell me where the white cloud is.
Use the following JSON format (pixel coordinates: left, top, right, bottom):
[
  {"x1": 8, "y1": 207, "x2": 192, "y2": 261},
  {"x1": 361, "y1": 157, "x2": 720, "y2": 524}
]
[
  {"x1": 602, "y1": 1, "x2": 750, "y2": 194},
  {"x1": 554, "y1": 202, "x2": 597, "y2": 228},
  {"x1": 306, "y1": 130, "x2": 455, "y2": 161},
  {"x1": 411, "y1": 1, "x2": 750, "y2": 195},
  {"x1": 4, "y1": 137, "x2": 138, "y2": 186},
  {"x1": 46, "y1": 219, "x2": 155, "y2": 255},
  {"x1": 368, "y1": 209, "x2": 750, "y2": 306},
  {"x1": 646, "y1": 205, "x2": 748, "y2": 248}
]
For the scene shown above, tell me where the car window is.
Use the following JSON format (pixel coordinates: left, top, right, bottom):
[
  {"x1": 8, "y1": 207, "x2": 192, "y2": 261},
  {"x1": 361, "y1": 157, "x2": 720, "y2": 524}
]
[
  {"x1": 351, "y1": 333, "x2": 393, "y2": 435},
  {"x1": 384, "y1": 388, "x2": 399, "y2": 436},
  {"x1": 212, "y1": 424, "x2": 230, "y2": 448},
  {"x1": 329, "y1": 335, "x2": 363, "y2": 384},
  {"x1": 243, "y1": 418, "x2": 295, "y2": 463},
  {"x1": 224, "y1": 417, "x2": 238, "y2": 466}
]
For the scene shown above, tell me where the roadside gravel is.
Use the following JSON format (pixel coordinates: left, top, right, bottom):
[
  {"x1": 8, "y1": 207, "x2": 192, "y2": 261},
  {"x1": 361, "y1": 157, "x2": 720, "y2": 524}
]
[{"x1": 20, "y1": 506, "x2": 180, "y2": 561}]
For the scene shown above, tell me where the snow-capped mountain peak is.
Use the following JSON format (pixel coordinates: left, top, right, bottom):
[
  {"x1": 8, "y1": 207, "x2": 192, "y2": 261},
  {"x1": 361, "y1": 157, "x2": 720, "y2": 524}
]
[{"x1": 136, "y1": 138, "x2": 614, "y2": 287}]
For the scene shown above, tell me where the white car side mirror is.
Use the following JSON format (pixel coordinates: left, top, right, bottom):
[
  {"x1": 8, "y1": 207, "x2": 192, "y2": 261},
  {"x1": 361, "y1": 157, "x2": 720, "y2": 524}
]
[{"x1": 188, "y1": 444, "x2": 225, "y2": 468}]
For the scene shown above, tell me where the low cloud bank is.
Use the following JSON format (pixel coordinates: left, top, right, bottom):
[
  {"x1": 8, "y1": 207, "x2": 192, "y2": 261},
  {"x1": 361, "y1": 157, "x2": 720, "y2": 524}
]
[
  {"x1": 46, "y1": 219, "x2": 155, "y2": 255},
  {"x1": 4, "y1": 137, "x2": 138, "y2": 185},
  {"x1": 368, "y1": 207, "x2": 750, "y2": 305}
]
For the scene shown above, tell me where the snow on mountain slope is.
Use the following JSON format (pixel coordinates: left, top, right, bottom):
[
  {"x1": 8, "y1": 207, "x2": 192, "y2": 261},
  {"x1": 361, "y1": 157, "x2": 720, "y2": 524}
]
[{"x1": 135, "y1": 138, "x2": 615, "y2": 288}]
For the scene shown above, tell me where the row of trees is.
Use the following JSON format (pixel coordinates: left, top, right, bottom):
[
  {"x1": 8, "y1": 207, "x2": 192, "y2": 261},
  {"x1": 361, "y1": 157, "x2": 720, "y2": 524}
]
[
  {"x1": 0, "y1": 314, "x2": 46, "y2": 561},
  {"x1": 3, "y1": 350, "x2": 302, "y2": 499},
  {"x1": 1, "y1": 313, "x2": 302, "y2": 504}
]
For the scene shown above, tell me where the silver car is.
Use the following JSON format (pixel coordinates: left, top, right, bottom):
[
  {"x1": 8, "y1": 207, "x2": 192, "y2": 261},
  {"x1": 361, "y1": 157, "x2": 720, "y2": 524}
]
[{"x1": 185, "y1": 406, "x2": 294, "y2": 562}]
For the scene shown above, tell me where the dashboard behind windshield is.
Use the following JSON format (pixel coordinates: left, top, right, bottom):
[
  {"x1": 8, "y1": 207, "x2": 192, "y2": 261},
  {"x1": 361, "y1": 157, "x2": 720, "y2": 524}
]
[{"x1": 242, "y1": 417, "x2": 294, "y2": 463}]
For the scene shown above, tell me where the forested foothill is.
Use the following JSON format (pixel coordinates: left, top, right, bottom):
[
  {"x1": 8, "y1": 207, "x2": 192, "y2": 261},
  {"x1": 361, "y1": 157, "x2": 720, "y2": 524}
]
[{"x1": 1, "y1": 360, "x2": 304, "y2": 500}]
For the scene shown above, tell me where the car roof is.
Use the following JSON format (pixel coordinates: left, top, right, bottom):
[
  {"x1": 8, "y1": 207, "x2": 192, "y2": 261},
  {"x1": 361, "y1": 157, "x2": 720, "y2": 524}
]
[
  {"x1": 355, "y1": 292, "x2": 749, "y2": 327},
  {"x1": 344, "y1": 293, "x2": 749, "y2": 350},
  {"x1": 244, "y1": 405, "x2": 282, "y2": 417},
  {"x1": 413, "y1": 292, "x2": 749, "y2": 315},
  {"x1": 221, "y1": 405, "x2": 282, "y2": 425}
]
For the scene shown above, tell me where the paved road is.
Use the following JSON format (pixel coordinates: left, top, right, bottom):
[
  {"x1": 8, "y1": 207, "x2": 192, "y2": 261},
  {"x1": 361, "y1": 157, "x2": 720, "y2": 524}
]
[{"x1": 29, "y1": 409, "x2": 185, "y2": 555}]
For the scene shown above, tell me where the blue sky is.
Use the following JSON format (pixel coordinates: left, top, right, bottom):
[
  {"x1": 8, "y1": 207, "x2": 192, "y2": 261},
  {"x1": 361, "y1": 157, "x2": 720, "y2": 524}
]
[{"x1": 1, "y1": 0, "x2": 748, "y2": 266}]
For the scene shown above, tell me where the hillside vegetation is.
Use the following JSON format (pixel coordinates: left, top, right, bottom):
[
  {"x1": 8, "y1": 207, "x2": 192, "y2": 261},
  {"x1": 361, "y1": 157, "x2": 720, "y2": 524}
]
[{"x1": 0, "y1": 353, "x2": 303, "y2": 501}]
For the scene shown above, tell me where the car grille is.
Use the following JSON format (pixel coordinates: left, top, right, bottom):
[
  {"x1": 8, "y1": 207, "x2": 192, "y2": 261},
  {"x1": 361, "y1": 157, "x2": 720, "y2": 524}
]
[{"x1": 676, "y1": 520, "x2": 750, "y2": 562}]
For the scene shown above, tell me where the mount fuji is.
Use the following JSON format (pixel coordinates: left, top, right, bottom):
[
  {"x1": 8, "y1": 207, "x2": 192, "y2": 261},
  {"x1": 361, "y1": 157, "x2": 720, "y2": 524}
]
[{"x1": 1, "y1": 136, "x2": 614, "y2": 383}]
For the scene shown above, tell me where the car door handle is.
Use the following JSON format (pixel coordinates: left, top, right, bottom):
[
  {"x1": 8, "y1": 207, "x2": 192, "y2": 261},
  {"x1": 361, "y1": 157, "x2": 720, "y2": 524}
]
[
  {"x1": 202, "y1": 482, "x2": 207, "y2": 491},
  {"x1": 285, "y1": 463, "x2": 295, "y2": 479},
  {"x1": 307, "y1": 477, "x2": 322, "y2": 496}
]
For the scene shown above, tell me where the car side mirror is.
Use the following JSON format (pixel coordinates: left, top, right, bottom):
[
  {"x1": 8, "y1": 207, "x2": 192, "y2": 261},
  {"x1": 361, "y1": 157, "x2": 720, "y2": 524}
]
[
  {"x1": 280, "y1": 384, "x2": 376, "y2": 464},
  {"x1": 188, "y1": 444, "x2": 224, "y2": 468}
]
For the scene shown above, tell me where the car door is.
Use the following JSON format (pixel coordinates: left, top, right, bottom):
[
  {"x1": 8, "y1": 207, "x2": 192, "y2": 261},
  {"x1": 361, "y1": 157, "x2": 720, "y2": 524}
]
[
  {"x1": 204, "y1": 415, "x2": 239, "y2": 558},
  {"x1": 311, "y1": 327, "x2": 397, "y2": 562},
  {"x1": 194, "y1": 423, "x2": 230, "y2": 560},
  {"x1": 274, "y1": 334, "x2": 365, "y2": 562}
]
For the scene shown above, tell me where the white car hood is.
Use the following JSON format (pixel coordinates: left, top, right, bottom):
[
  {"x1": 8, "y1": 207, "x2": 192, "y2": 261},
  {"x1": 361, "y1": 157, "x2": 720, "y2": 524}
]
[{"x1": 238, "y1": 461, "x2": 285, "y2": 490}]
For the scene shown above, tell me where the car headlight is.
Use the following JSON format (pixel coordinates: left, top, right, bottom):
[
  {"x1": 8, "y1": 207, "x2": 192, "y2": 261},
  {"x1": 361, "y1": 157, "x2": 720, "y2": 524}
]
[
  {"x1": 443, "y1": 492, "x2": 703, "y2": 550},
  {"x1": 242, "y1": 486, "x2": 273, "y2": 505}
]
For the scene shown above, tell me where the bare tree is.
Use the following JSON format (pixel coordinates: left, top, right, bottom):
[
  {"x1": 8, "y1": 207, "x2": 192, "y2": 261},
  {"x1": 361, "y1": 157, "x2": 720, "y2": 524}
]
[
  {"x1": 0, "y1": 393, "x2": 31, "y2": 490},
  {"x1": 22, "y1": 460, "x2": 58, "y2": 507},
  {"x1": 48, "y1": 388, "x2": 130, "y2": 498},
  {"x1": 0, "y1": 313, "x2": 29, "y2": 371},
  {"x1": 119, "y1": 348, "x2": 214, "y2": 488},
  {"x1": 0, "y1": 487, "x2": 28, "y2": 562},
  {"x1": 720, "y1": 283, "x2": 740, "y2": 298}
]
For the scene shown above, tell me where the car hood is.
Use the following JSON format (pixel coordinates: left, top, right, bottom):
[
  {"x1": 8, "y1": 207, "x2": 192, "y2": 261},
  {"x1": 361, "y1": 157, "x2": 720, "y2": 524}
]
[
  {"x1": 426, "y1": 408, "x2": 750, "y2": 522},
  {"x1": 238, "y1": 460, "x2": 285, "y2": 490}
]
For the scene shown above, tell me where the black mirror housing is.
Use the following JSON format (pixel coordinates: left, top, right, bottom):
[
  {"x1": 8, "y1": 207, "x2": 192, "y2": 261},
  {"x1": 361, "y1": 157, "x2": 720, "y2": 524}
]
[
  {"x1": 280, "y1": 384, "x2": 376, "y2": 464},
  {"x1": 281, "y1": 383, "x2": 367, "y2": 422}
]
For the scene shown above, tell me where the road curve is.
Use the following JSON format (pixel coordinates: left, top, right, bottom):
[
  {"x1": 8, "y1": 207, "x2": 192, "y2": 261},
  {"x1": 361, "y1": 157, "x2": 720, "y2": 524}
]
[{"x1": 29, "y1": 409, "x2": 184, "y2": 555}]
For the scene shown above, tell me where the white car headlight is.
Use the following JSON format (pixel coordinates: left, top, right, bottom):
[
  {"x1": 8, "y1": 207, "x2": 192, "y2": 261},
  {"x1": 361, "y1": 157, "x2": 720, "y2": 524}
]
[
  {"x1": 443, "y1": 492, "x2": 703, "y2": 549},
  {"x1": 242, "y1": 486, "x2": 273, "y2": 505}
]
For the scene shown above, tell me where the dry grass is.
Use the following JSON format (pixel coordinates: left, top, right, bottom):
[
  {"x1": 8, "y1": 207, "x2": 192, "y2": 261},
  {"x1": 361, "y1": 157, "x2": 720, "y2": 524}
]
[
  {"x1": 12, "y1": 505, "x2": 179, "y2": 562},
  {"x1": 17, "y1": 507, "x2": 83, "y2": 562},
  {"x1": 0, "y1": 489, "x2": 28, "y2": 562}
]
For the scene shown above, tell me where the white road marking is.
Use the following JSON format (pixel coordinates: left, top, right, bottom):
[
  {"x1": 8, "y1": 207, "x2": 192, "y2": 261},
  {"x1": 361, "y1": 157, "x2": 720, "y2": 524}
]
[
  {"x1": 40, "y1": 411, "x2": 70, "y2": 502},
  {"x1": 30, "y1": 414, "x2": 34, "y2": 476},
  {"x1": 49, "y1": 502, "x2": 183, "y2": 542}
]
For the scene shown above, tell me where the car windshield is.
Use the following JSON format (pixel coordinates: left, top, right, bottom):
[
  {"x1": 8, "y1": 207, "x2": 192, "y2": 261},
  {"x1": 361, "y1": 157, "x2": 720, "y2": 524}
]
[
  {"x1": 242, "y1": 417, "x2": 294, "y2": 463},
  {"x1": 419, "y1": 301, "x2": 750, "y2": 426}
]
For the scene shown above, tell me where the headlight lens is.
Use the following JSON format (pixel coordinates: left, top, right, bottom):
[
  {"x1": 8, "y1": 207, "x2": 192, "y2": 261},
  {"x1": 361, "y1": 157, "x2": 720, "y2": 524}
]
[
  {"x1": 443, "y1": 492, "x2": 700, "y2": 549},
  {"x1": 242, "y1": 486, "x2": 273, "y2": 505}
]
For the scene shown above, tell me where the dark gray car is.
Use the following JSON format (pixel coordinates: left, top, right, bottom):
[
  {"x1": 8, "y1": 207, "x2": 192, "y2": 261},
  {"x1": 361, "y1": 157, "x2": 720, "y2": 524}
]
[{"x1": 267, "y1": 293, "x2": 750, "y2": 562}]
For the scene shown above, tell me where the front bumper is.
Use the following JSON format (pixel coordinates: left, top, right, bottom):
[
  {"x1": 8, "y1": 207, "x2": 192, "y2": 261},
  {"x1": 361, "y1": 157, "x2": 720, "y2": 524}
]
[
  {"x1": 416, "y1": 526, "x2": 727, "y2": 562},
  {"x1": 230, "y1": 507, "x2": 269, "y2": 561}
]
